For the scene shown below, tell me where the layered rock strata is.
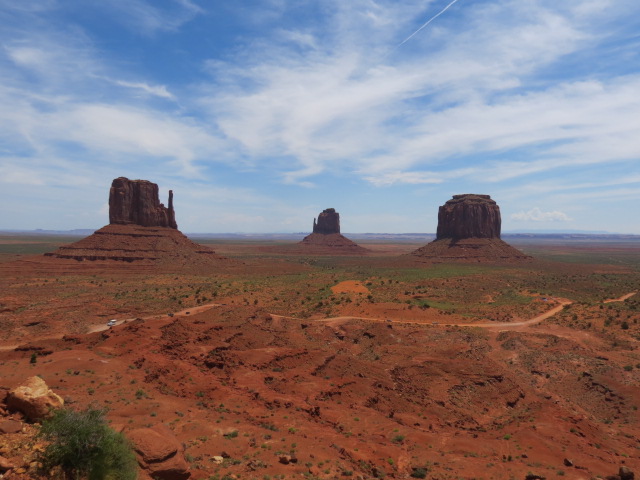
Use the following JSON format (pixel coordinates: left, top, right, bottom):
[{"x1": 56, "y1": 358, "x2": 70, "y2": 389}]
[
  {"x1": 128, "y1": 424, "x2": 191, "y2": 479},
  {"x1": 412, "y1": 194, "x2": 530, "y2": 261},
  {"x1": 45, "y1": 178, "x2": 224, "y2": 266},
  {"x1": 109, "y1": 177, "x2": 177, "y2": 228},
  {"x1": 46, "y1": 224, "x2": 219, "y2": 263},
  {"x1": 313, "y1": 208, "x2": 340, "y2": 234},
  {"x1": 299, "y1": 208, "x2": 368, "y2": 255},
  {"x1": 436, "y1": 194, "x2": 500, "y2": 240}
]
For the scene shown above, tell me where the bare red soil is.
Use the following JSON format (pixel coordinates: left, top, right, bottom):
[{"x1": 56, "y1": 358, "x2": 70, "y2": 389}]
[
  {"x1": 0, "y1": 239, "x2": 639, "y2": 480},
  {"x1": 262, "y1": 233, "x2": 370, "y2": 256},
  {"x1": 45, "y1": 224, "x2": 228, "y2": 267},
  {"x1": 411, "y1": 238, "x2": 531, "y2": 262}
]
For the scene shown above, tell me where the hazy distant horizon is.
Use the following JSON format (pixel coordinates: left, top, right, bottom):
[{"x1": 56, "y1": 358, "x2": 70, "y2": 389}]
[{"x1": 2, "y1": 228, "x2": 638, "y2": 238}]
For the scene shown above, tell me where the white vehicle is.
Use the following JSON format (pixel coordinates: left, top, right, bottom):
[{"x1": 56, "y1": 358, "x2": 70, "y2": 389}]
[{"x1": 107, "y1": 319, "x2": 117, "y2": 327}]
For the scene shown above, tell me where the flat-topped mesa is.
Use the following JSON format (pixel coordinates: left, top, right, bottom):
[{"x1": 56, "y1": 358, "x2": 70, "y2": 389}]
[
  {"x1": 313, "y1": 208, "x2": 340, "y2": 235},
  {"x1": 109, "y1": 177, "x2": 177, "y2": 229},
  {"x1": 436, "y1": 194, "x2": 501, "y2": 240},
  {"x1": 411, "y1": 194, "x2": 530, "y2": 262}
]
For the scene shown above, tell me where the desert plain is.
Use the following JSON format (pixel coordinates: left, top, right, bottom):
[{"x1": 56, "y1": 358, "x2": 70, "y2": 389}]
[{"x1": 0, "y1": 233, "x2": 638, "y2": 480}]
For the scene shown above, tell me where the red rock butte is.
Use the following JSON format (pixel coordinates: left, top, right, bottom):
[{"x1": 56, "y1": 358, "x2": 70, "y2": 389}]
[
  {"x1": 45, "y1": 177, "x2": 226, "y2": 267},
  {"x1": 109, "y1": 176, "x2": 177, "y2": 229},
  {"x1": 412, "y1": 194, "x2": 530, "y2": 261},
  {"x1": 298, "y1": 208, "x2": 369, "y2": 255}
]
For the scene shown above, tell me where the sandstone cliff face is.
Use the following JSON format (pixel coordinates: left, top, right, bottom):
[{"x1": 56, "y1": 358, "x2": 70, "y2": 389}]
[
  {"x1": 313, "y1": 208, "x2": 340, "y2": 234},
  {"x1": 436, "y1": 194, "x2": 501, "y2": 240},
  {"x1": 45, "y1": 177, "x2": 229, "y2": 267},
  {"x1": 412, "y1": 194, "x2": 530, "y2": 261},
  {"x1": 109, "y1": 177, "x2": 177, "y2": 229},
  {"x1": 296, "y1": 208, "x2": 368, "y2": 254}
]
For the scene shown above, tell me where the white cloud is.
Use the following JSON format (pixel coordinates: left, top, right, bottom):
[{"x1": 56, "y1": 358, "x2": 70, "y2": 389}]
[
  {"x1": 1, "y1": 0, "x2": 639, "y2": 233},
  {"x1": 4, "y1": 36, "x2": 98, "y2": 84},
  {"x1": 200, "y1": 0, "x2": 639, "y2": 184},
  {"x1": 511, "y1": 207, "x2": 571, "y2": 222},
  {"x1": 101, "y1": 0, "x2": 203, "y2": 34},
  {"x1": 43, "y1": 103, "x2": 223, "y2": 175},
  {"x1": 112, "y1": 80, "x2": 175, "y2": 99},
  {"x1": 364, "y1": 171, "x2": 444, "y2": 187},
  {"x1": 277, "y1": 29, "x2": 319, "y2": 50}
]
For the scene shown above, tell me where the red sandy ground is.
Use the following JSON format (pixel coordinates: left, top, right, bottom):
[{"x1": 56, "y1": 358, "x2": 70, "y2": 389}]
[{"x1": 0, "y1": 240, "x2": 639, "y2": 480}]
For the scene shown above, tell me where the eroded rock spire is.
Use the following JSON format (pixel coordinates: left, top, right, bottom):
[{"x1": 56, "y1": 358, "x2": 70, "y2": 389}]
[{"x1": 109, "y1": 177, "x2": 177, "y2": 229}]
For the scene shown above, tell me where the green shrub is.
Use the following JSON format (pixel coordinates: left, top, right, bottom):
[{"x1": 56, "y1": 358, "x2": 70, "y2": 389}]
[
  {"x1": 410, "y1": 467, "x2": 428, "y2": 479},
  {"x1": 38, "y1": 406, "x2": 137, "y2": 480}
]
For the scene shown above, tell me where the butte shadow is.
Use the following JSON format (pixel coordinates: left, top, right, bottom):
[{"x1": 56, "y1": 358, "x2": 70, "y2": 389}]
[
  {"x1": 410, "y1": 194, "x2": 531, "y2": 262},
  {"x1": 44, "y1": 177, "x2": 229, "y2": 269}
]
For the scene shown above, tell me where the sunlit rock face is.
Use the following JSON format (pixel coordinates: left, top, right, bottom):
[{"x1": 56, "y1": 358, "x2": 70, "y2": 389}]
[
  {"x1": 313, "y1": 208, "x2": 340, "y2": 235},
  {"x1": 299, "y1": 208, "x2": 368, "y2": 254},
  {"x1": 109, "y1": 177, "x2": 177, "y2": 229},
  {"x1": 411, "y1": 194, "x2": 530, "y2": 262},
  {"x1": 45, "y1": 177, "x2": 226, "y2": 266},
  {"x1": 436, "y1": 194, "x2": 501, "y2": 240}
]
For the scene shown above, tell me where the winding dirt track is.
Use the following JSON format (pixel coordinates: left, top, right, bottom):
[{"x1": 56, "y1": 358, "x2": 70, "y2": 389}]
[
  {"x1": 1, "y1": 292, "x2": 636, "y2": 352},
  {"x1": 314, "y1": 292, "x2": 636, "y2": 329},
  {"x1": 604, "y1": 292, "x2": 637, "y2": 303}
]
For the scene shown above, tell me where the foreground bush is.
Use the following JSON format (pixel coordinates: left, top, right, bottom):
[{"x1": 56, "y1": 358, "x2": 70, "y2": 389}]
[{"x1": 38, "y1": 406, "x2": 137, "y2": 480}]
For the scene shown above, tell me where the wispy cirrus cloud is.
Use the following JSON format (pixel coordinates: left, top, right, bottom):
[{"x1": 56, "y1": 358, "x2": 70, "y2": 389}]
[
  {"x1": 110, "y1": 79, "x2": 175, "y2": 100},
  {"x1": 0, "y1": 0, "x2": 639, "y2": 232},
  {"x1": 91, "y1": 0, "x2": 203, "y2": 34},
  {"x1": 0, "y1": 6, "x2": 221, "y2": 181},
  {"x1": 511, "y1": 208, "x2": 571, "y2": 222},
  {"x1": 202, "y1": 0, "x2": 639, "y2": 187}
]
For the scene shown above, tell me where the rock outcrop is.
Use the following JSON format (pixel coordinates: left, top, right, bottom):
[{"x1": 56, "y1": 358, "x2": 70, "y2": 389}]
[
  {"x1": 46, "y1": 224, "x2": 221, "y2": 265},
  {"x1": 45, "y1": 177, "x2": 227, "y2": 269},
  {"x1": 128, "y1": 424, "x2": 190, "y2": 480},
  {"x1": 313, "y1": 208, "x2": 340, "y2": 234},
  {"x1": 298, "y1": 208, "x2": 368, "y2": 255},
  {"x1": 5, "y1": 376, "x2": 63, "y2": 421},
  {"x1": 436, "y1": 194, "x2": 500, "y2": 240},
  {"x1": 412, "y1": 194, "x2": 530, "y2": 262},
  {"x1": 109, "y1": 177, "x2": 177, "y2": 229}
]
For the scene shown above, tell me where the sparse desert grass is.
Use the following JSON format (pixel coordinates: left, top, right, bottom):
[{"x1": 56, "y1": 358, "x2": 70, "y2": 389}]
[
  {"x1": 0, "y1": 234, "x2": 85, "y2": 254},
  {"x1": 1, "y1": 235, "x2": 639, "y2": 480}
]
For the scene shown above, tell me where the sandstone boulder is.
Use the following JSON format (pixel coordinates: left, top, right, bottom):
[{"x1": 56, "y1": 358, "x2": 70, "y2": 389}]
[
  {"x1": 109, "y1": 177, "x2": 177, "y2": 229},
  {"x1": 313, "y1": 208, "x2": 340, "y2": 234},
  {"x1": 0, "y1": 455, "x2": 15, "y2": 472},
  {"x1": 128, "y1": 424, "x2": 190, "y2": 480},
  {"x1": 0, "y1": 419, "x2": 23, "y2": 434},
  {"x1": 5, "y1": 376, "x2": 64, "y2": 421}
]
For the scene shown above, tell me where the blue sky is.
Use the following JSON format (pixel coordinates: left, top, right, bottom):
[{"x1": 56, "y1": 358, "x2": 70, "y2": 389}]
[{"x1": 0, "y1": 0, "x2": 639, "y2": 233}]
